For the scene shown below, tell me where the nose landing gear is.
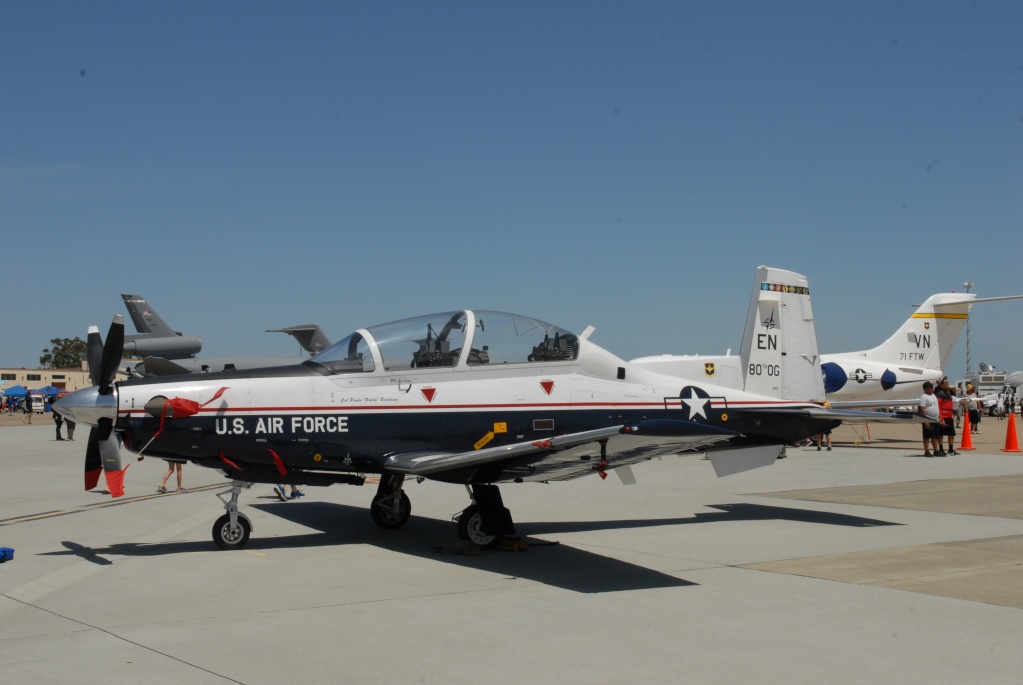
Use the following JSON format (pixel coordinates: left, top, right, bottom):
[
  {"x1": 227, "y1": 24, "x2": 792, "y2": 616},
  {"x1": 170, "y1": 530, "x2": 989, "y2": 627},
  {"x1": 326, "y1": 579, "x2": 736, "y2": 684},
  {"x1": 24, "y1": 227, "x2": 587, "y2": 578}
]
[{"x1": 212, "y1": 481, "x2": 254, "y2": 550}]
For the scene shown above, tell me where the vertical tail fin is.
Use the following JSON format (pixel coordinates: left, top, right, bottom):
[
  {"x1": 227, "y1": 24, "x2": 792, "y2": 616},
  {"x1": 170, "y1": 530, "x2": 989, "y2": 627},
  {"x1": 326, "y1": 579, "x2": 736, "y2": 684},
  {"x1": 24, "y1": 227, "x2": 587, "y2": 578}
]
[
  {"x1": 847, "y1": 293, "x2": 1023, "y2": 372},
  {"x1": 739, "y1": 266, "x2": 824, "y2": 401},
  {"x1": 121, "y1": 294, "x2": 179, "y2": 338},
  {"x1": 846, "y1": 294, "x2": 973, "y2": 372}
]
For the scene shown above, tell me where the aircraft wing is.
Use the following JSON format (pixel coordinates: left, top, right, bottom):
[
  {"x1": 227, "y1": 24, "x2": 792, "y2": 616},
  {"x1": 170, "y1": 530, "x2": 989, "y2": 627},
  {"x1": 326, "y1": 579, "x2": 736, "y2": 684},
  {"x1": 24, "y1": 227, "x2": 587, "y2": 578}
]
[
  {"x1": 384, "y1": 420, "x2": 739, "y2": 483},
  {"x1": 742, "y1": 406, "x2": 928, "y2": 423}
]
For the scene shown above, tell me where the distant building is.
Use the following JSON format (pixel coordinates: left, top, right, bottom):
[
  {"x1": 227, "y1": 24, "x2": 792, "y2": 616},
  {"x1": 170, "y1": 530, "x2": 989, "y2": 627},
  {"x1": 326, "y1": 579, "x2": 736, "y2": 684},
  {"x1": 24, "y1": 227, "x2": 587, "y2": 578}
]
[{"x1": 0, "y1": 362, "x2": 92, "y2": 392}]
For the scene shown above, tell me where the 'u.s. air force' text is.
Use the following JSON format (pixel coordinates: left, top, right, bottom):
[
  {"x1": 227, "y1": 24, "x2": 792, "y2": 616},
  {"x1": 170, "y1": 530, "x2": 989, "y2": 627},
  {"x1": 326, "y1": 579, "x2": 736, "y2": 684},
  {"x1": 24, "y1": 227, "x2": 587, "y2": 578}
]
[{"x1": 215, "y1": 416, "x2": 349, "y2": 435}]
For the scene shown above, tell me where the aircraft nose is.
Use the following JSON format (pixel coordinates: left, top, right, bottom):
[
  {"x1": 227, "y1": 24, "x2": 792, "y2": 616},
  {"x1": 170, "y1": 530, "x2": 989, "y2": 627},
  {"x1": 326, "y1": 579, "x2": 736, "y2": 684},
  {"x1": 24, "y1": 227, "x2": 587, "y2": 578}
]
[{"x1": 54, "y1": 387, "x2": 117, "y2": 427}]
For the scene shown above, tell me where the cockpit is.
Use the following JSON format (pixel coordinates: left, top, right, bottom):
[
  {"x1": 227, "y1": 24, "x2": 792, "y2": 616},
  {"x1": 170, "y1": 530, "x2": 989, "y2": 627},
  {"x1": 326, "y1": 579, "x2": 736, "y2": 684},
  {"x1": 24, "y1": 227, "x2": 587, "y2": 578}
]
[{"x1": 304, "y1": 310, "x2": 579, "y2": 376}]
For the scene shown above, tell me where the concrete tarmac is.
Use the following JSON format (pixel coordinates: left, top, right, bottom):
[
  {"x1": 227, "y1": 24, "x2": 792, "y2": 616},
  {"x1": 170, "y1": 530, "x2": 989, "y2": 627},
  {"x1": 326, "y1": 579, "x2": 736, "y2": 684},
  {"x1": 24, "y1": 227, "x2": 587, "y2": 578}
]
[{"x1": 2, "y1": 417, "x2": 1022, "y2": 684}]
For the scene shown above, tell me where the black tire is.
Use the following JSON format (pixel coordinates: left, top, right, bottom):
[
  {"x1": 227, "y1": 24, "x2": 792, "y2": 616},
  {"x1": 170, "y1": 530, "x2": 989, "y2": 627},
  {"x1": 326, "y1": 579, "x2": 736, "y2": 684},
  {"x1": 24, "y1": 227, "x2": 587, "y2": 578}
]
[
  {"x1": 212, "y1": 514, "x2": 251, "y2": 550},
  {"x1": 370, "y1": 491, "x2": 411, "y2": 529},
  {"x1": 456, "y1": 505, "x2": 499, "y2": 549}
]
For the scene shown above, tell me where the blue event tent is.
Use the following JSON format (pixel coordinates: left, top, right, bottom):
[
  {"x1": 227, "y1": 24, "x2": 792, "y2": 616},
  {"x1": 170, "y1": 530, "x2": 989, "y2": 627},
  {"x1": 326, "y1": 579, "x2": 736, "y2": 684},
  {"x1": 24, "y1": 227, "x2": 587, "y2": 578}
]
[{"x1": 3, "y1": 385, "x2": 28, "y2": 398}]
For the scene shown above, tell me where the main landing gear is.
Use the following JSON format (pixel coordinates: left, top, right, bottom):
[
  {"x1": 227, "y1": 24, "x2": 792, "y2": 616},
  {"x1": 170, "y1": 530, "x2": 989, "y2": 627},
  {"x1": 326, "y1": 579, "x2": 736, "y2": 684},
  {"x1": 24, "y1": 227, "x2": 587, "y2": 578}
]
[
  {"x1": 370, "y1": 474, "x2": 412, "y2": 529},
  {"x1": 453, "y1": 484, "x2": 515, "y2": 550},
  {"x1": 207, "y1": 477, "x2": 515, "y2": 551},
  {"x1": 368, "y1": 478, "x2": 514, "y2": 549}
]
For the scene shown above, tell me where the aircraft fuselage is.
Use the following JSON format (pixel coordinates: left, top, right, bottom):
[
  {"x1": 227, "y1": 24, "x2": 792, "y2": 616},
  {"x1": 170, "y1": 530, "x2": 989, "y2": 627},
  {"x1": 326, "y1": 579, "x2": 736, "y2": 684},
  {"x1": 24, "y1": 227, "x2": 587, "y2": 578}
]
[{"x1": 116, "y1": 359, "x2": 829, "y2": 485}]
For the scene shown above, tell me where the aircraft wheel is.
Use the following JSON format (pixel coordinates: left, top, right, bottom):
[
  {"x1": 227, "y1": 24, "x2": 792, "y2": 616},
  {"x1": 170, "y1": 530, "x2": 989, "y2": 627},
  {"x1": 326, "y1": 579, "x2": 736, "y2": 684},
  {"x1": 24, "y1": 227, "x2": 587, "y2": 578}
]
[
  {"x1": 370, "y1": 491, "x2": 411, "y2": 529},
  {"x1": 456, "y1": 505, "x2": 499, "y2": 550},
  {"x1": 212, "y1": 514, "x2": 251, "y2": 550}
]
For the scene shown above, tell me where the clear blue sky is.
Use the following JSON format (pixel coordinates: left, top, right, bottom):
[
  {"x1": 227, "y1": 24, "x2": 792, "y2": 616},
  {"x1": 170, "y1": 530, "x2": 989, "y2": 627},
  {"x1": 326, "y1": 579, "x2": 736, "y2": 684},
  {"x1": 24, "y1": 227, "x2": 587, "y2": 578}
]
[{"x1": 2, "y1": 1, "x2": 1021, "y2": 379}]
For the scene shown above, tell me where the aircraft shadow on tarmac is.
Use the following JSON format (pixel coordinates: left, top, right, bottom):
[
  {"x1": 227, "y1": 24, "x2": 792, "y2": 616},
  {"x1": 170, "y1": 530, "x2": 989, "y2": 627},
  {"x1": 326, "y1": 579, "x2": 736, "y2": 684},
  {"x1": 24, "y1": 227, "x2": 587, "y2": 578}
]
[
  {"x1": 42, "y1": 501, "x2": 898, "y2": 594},
  {"x1": 516, "y1": 503, "x2": 901, "y2": 536}
]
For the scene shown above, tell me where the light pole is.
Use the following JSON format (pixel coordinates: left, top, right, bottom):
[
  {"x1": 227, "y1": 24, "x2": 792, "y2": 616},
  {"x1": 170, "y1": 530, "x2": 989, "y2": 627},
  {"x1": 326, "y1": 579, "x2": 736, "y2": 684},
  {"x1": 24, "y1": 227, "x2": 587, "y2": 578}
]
[{"x1": 963, "y1": 281, "x2": 974, "y2": 376}]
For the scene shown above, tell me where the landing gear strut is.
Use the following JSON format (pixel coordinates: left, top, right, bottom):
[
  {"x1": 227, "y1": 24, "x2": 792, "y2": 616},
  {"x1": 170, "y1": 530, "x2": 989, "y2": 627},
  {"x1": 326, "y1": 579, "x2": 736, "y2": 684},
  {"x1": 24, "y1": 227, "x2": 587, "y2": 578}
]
[
  {"x1": 455, "y1": 484, "x2": 515, "y2": 550},
  {"x1": 370, "y1": 474, "x2": 411, "y2": 529},
  {"x1": 212, "y1": 481, "x2": 254, "y2": 550}
]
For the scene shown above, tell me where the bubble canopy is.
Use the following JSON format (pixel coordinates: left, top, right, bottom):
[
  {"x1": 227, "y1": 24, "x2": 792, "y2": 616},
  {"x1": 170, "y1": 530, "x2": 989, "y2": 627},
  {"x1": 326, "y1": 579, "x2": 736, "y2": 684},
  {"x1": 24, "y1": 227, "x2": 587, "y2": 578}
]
[{"x1": 305, "y1": 310, "x2": 579, "y2": 375}]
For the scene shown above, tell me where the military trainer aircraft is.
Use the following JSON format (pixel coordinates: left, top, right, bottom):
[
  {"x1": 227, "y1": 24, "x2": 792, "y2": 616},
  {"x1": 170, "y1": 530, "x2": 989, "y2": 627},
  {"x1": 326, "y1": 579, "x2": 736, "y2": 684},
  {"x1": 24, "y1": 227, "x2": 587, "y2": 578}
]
[{"x1": 57, "y1": 278, "x2": 906, "y2": 551}]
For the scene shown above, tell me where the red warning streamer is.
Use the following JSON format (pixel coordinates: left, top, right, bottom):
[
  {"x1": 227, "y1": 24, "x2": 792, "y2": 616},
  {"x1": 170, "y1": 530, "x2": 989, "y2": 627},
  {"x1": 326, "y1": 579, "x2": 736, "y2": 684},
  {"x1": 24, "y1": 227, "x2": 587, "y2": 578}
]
[
  {"x1": 153, "y1": 387, "x2": 229, "y2": 440},
  {"x1": 106, "y1": 464, "x2": 130, "y2": 498},
  {"x1": 269, "y1": 449, "x2": 288, "y2": 477}
]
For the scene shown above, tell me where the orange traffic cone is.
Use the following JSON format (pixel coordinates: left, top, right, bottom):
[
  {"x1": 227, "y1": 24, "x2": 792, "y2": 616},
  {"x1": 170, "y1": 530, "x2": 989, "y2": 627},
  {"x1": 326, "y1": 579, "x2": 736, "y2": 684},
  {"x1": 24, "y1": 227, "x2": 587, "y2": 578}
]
[
  {"x1": 1002, "y1": 412, "x2": 1021, "y2": 453},
  {"x1": 959, "y1": 410, "x2": 975, "y2": 451}
]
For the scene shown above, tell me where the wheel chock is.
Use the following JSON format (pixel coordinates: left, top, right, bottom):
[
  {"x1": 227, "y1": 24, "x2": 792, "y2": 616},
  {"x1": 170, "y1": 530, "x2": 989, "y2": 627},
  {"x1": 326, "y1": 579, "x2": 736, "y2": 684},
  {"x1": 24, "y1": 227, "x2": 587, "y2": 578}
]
[{"x1": 498, "y1": 537, "x2": 528, "y2": 552}]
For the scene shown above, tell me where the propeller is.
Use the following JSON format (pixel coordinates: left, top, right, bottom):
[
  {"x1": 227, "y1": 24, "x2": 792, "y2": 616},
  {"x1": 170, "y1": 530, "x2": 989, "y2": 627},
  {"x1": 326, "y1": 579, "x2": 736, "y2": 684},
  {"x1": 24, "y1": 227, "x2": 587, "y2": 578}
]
[
  {"x1": 82, "y1": 315, "x2": 127, "y2": 495},
  {"x1": 92, "y1": 315, "x2": 124, "y2": 394}
]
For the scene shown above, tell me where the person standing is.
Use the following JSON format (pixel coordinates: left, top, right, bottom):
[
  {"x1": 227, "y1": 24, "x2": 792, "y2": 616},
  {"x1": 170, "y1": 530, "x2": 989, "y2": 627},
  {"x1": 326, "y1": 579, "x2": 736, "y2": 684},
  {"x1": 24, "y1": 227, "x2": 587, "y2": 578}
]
[
  {"x1": 49, "y1": 396, "x2": 64, "y2": 440},
  {"x1": 21, "y1": 392, "x2": 33, "y2": 424},
  {"x1": 966, "y1": 385, "x2": 981, "y2": 434},
  {"x1": 274, "y1": 483, "x2": 305, "y2": 501},
  {"x1": 935, "y1": 379, "x2": 957, "y2": 455},
  {"x1": 816, "y1": 430, "x2": 832, "y2": 451},
  {"x1": 157, "y1": 460, "x2": 185, "y2": 493},
  {"x1": 918, "y1": 381, "x2": 942, "y2": 456}
]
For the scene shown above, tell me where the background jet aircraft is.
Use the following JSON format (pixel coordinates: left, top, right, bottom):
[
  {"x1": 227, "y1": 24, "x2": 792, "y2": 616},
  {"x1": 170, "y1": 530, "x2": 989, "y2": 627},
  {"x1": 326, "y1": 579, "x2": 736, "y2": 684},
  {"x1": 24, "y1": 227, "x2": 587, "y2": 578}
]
[
  {"x1": 119, "y1": 293, "x2": 332, "y2": 376},
  {"x1": 57, "y1": 283, "x2": 913, "y2": 551},
  {"x1": 631, "y1": 281, "x2": 1023, "y2": 409},
  {"x1": 121, "y1": 293, "x2": 202, "y2": 359},
  {"x1": 819, "y1": 293, "x2": 1023, "y2": 408}
]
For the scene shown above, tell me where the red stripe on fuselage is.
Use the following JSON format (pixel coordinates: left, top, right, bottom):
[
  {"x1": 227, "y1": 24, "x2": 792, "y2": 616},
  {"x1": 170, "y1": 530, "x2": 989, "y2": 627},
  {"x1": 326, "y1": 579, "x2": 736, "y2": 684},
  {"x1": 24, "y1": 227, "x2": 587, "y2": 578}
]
[{"x1": 120, "y1": 399, "x2": 812, "y2": 416}]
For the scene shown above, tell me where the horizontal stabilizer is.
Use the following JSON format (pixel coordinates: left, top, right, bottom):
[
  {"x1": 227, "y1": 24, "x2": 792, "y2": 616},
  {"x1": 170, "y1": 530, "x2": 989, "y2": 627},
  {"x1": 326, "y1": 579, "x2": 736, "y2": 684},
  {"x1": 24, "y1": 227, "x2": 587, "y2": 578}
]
[
  {"x1": 137, "y1": 357, "x2": 192, "y2": 376},
  {"x1": 929, "y1": 294, "x2": 1023, "y2": 307}
]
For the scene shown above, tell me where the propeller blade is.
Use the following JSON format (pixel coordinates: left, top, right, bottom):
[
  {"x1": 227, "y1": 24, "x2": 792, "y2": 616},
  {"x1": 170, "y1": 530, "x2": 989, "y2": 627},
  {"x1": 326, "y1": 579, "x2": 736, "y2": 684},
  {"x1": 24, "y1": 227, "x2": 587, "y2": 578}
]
[
  {"x1": 98, "y1": 315, "x2": 125, "y2": 393},
  {"x1": 85, "y1": 427, "x2": 102, "y2": 491},
  {"x1": 92, "y1": 417, "x2": 127, "y2": 497},
  {"x1": 87, "y1": 326, "x2": 103, "y2": 388},
  {"x1": 96, "y1": 416, "x2": 114, "y2": 442},
  {"x1": 99, "y1": 432, "x2": 122, "y2": 474}
]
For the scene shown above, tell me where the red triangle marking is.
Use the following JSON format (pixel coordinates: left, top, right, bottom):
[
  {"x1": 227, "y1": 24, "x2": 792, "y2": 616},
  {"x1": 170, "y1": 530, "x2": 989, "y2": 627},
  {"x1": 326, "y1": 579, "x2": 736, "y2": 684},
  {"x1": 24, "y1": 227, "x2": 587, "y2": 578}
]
[
  {"x1": 421, "y1": 388, "x2": 436, "y2": 403},
  {"x1": 540, "y1": 381, "x2": 554, "y2": 396}
]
